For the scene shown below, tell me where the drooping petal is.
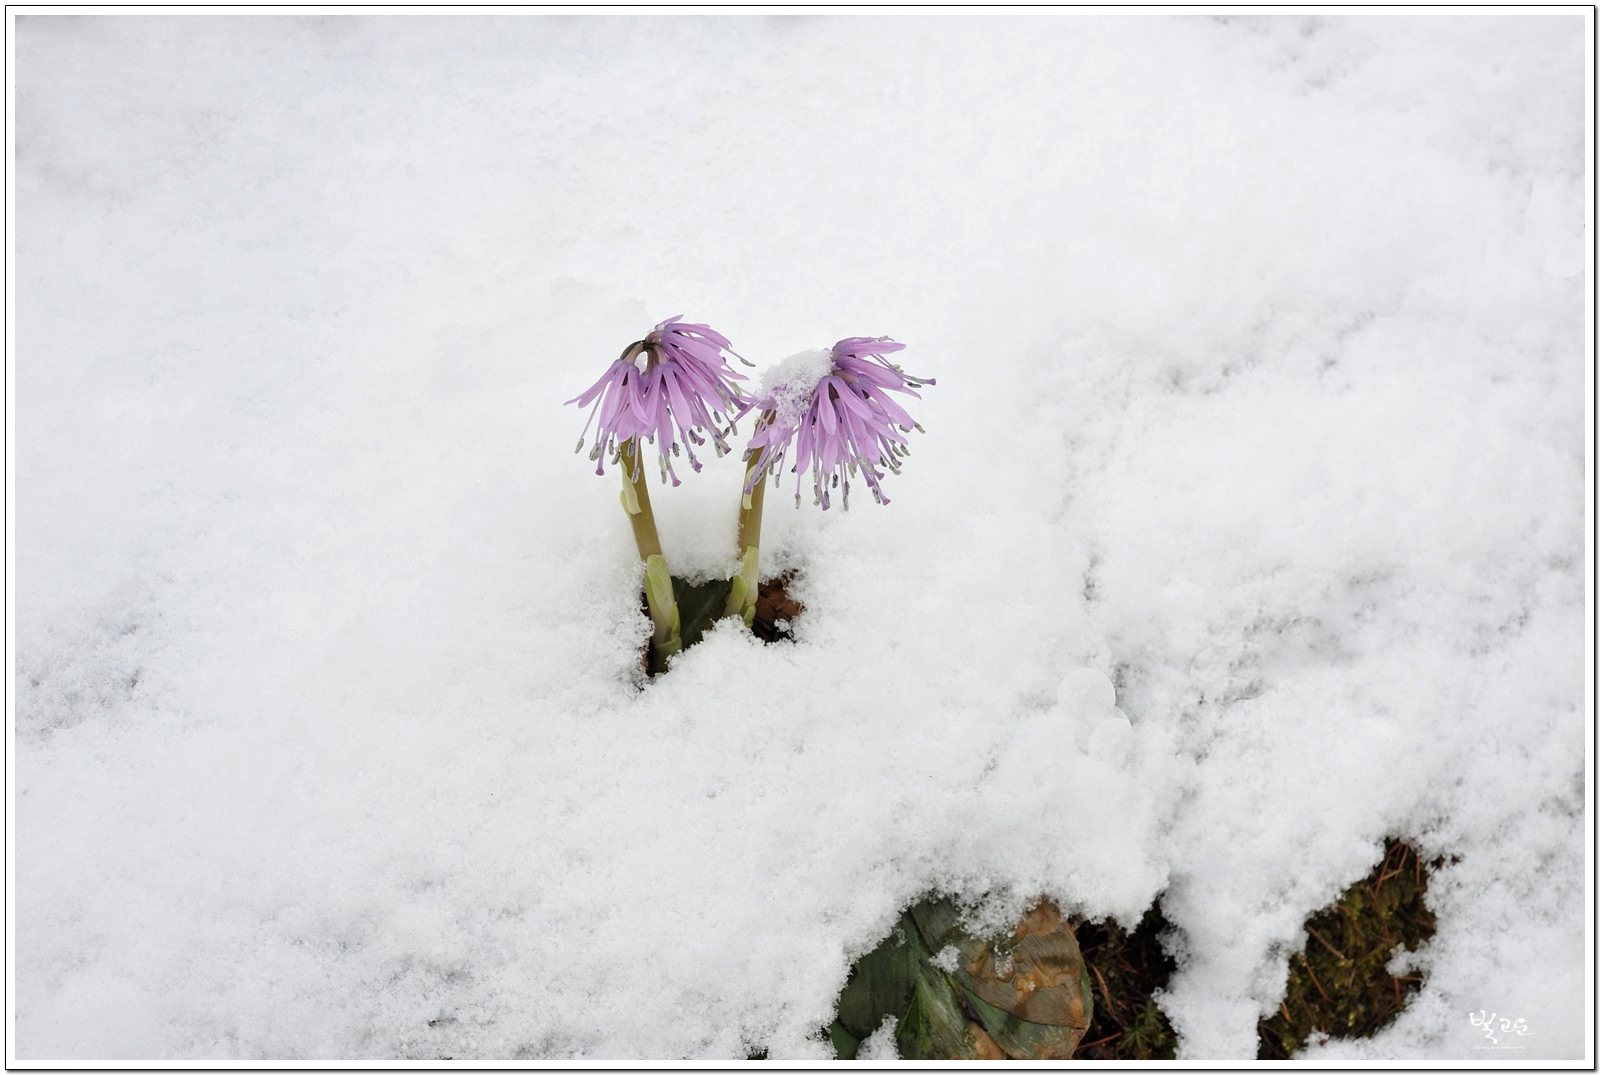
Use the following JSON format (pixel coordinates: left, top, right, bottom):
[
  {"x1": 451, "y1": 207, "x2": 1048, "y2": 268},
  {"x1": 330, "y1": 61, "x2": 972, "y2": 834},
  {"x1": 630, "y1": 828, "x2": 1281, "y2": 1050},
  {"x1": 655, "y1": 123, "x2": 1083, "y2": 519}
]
[{"x1": 568, "y1": 318, "x2": 750, "y2": 479}]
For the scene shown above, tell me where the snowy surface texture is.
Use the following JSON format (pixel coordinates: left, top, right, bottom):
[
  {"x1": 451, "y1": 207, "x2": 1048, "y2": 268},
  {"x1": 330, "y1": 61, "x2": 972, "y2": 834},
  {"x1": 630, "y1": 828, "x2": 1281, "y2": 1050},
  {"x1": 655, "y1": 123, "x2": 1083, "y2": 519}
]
[{"x1": 10, "y1": 13, "x2": 1591, "y2": 1063}]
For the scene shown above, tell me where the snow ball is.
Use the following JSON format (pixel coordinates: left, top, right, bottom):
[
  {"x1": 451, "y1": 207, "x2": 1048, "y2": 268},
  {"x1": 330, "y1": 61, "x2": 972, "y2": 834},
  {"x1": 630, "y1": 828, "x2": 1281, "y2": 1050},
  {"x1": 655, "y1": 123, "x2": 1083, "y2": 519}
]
[
  {"x1": 1054, "y1": 668, "x2": 1121, "y2": 752},
  {"x1": 1086, "y1": 710, "x2": 1134, "y2": 766},
  {"x1": 1057, "y1": 667, "x2": 1117, "y2": 712}
]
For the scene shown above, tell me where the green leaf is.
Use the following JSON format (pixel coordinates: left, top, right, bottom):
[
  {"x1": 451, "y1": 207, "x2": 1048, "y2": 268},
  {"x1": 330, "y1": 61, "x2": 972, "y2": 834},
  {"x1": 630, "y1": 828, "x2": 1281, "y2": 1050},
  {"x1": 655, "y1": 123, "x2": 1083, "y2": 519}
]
[
  {"x1": 896, "y1": 964, "x2": 985, "y2": 1061},
  {"x1": 670, "y1": 576, "x2": 735, "y2": 650},
  {"x1": 835, "y1": 912, "x2": 923, "y2": 1041},
  {"x1": 827, "y1": 1021, "x2": 860, "y2": 1060},
  {"x1": 906, "y1": 897, "x2": 966, "y2": 953}
]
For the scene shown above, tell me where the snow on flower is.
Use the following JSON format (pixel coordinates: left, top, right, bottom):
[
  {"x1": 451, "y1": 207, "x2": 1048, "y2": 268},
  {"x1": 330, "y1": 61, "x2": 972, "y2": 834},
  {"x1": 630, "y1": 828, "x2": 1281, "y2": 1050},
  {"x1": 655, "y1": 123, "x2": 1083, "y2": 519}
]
[
  {"x1": 568, "y1": 316, "x2": 750, "y2": 485},
  {"x1": 744, "y1": 336, "x2": 934, "y2": 510}
]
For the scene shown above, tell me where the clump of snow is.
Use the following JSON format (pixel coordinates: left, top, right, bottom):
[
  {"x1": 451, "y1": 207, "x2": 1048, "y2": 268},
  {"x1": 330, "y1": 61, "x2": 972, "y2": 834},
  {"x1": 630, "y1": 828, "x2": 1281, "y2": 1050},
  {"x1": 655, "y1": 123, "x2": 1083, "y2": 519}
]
[
  {"x1": 760, "y1": 347, "x2": 835, "y2": 413},
  {"x1": 855, "y1": 1016, "x2": 900, "y2": 1061},
  {"x1": 11, "y1": 11, "x2": 1588, "y2": 1065}
]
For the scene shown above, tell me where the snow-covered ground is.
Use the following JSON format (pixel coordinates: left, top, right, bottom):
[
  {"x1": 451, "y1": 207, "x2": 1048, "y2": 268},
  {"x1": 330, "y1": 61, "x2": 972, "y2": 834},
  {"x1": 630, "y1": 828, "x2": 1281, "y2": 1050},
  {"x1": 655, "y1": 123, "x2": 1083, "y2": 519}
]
[{"x1": 9, "y1": 12, "x2": 1591, "y2": 1063}]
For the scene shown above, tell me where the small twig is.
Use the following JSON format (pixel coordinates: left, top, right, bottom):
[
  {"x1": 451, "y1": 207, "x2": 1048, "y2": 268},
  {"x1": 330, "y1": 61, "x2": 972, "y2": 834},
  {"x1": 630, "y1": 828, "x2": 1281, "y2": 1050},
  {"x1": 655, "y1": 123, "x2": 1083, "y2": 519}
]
[
  {"x1": 1078, "y1": 1032, "x2": 1120, "y2": 1050},
  {"x1": 1301, "y1": 959, "x2": 1332, "y2": 1003},
  {"x1": 1305, "y1": 926, "x2": 1348, "y2": 962},
  {"x1": 1092, "y1": 965, "x2": 1118, "y2": 1020},
  {"x1": 1371, "y1": 842, "x2": 1403, "y2": 901}
]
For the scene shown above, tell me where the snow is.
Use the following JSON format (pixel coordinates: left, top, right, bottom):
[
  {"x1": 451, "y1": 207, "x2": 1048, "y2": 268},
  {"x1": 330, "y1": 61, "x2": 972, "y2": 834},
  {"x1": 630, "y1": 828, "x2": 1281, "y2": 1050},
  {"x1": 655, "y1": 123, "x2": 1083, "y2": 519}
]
[
  {"x1": 9, "y1": 11, "x2": 1591, "y2": 1064},
  {"x1": 855, "y1": 1016, "x2": 899, "y2": 1062},
  {"x1": 758, "y1": 347, "x2": 834, "y2": 434}
]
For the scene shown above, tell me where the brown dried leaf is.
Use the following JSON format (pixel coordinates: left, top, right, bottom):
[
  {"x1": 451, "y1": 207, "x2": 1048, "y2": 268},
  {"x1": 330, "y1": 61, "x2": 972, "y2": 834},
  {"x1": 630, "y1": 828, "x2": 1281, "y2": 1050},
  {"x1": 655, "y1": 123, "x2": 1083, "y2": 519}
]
[{"x1": 951, "y1": 901, "x2": 1092, "y2": 1029}]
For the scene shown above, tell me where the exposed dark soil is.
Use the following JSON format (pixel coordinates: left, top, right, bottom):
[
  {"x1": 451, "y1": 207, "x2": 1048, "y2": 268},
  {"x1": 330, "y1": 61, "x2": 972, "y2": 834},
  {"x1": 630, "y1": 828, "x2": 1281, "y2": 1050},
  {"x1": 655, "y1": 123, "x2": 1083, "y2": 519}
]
[{"x1": 1069, "y1": 906, "x2": 1179, "y2": 1060}]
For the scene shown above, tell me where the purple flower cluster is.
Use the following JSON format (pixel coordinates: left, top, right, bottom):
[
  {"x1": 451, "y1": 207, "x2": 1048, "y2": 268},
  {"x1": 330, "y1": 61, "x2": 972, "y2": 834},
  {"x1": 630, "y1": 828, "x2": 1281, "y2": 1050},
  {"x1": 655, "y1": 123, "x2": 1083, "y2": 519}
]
[
  {"x1": 568, "y1": 317, "x2": 750, "y2": 485},
  {"x1": 745, "y1": 337, "x2": 934, "y2": 509}
]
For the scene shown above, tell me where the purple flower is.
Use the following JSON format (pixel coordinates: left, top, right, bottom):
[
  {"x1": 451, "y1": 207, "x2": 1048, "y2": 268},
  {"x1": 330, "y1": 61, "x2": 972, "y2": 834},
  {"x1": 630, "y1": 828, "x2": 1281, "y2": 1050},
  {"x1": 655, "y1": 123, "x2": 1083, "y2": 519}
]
[
  {"x1": 568, "y1": 316, "x2": 751, "y2": 485},
  {"x1": 745, "y1": 336, "x2": 934, "y2": 510}
]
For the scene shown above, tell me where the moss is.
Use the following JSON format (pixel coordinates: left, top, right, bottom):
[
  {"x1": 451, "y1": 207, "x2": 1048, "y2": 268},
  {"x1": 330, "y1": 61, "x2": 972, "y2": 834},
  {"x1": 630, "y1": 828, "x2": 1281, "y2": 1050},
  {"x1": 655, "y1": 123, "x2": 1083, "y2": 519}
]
[{"x1": 1257, "y1": 839, "x2": 1442, "y2": 1059}]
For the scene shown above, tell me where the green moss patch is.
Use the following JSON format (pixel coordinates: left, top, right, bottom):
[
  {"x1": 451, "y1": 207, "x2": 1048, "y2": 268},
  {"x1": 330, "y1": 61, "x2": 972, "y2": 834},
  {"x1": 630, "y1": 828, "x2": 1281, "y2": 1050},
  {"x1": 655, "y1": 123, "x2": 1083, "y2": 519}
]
[{"x1": 1257, "y1": 839, "x2": 1443, "y2": 1059}]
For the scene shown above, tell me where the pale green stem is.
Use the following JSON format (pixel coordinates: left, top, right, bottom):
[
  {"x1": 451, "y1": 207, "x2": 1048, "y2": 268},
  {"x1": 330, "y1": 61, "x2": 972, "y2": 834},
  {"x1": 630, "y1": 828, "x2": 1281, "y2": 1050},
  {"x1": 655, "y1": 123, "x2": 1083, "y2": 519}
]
[
  {"x1": 620, "y1": 438, "x2": 681, "y2": 658},
  {"x1": 724, "y1": 412, "x2": 774, "y2": 626}
]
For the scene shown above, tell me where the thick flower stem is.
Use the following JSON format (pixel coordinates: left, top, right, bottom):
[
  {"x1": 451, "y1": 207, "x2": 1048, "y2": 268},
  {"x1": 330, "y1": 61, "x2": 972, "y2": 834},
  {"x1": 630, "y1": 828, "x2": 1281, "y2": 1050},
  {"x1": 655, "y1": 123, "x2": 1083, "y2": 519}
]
[
  {"x1": 620, "y1": 438, "x2": 681, "y2": 660},
  {"x1": 724, "y1": 417, "x2": 773, "y2": 626}
]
